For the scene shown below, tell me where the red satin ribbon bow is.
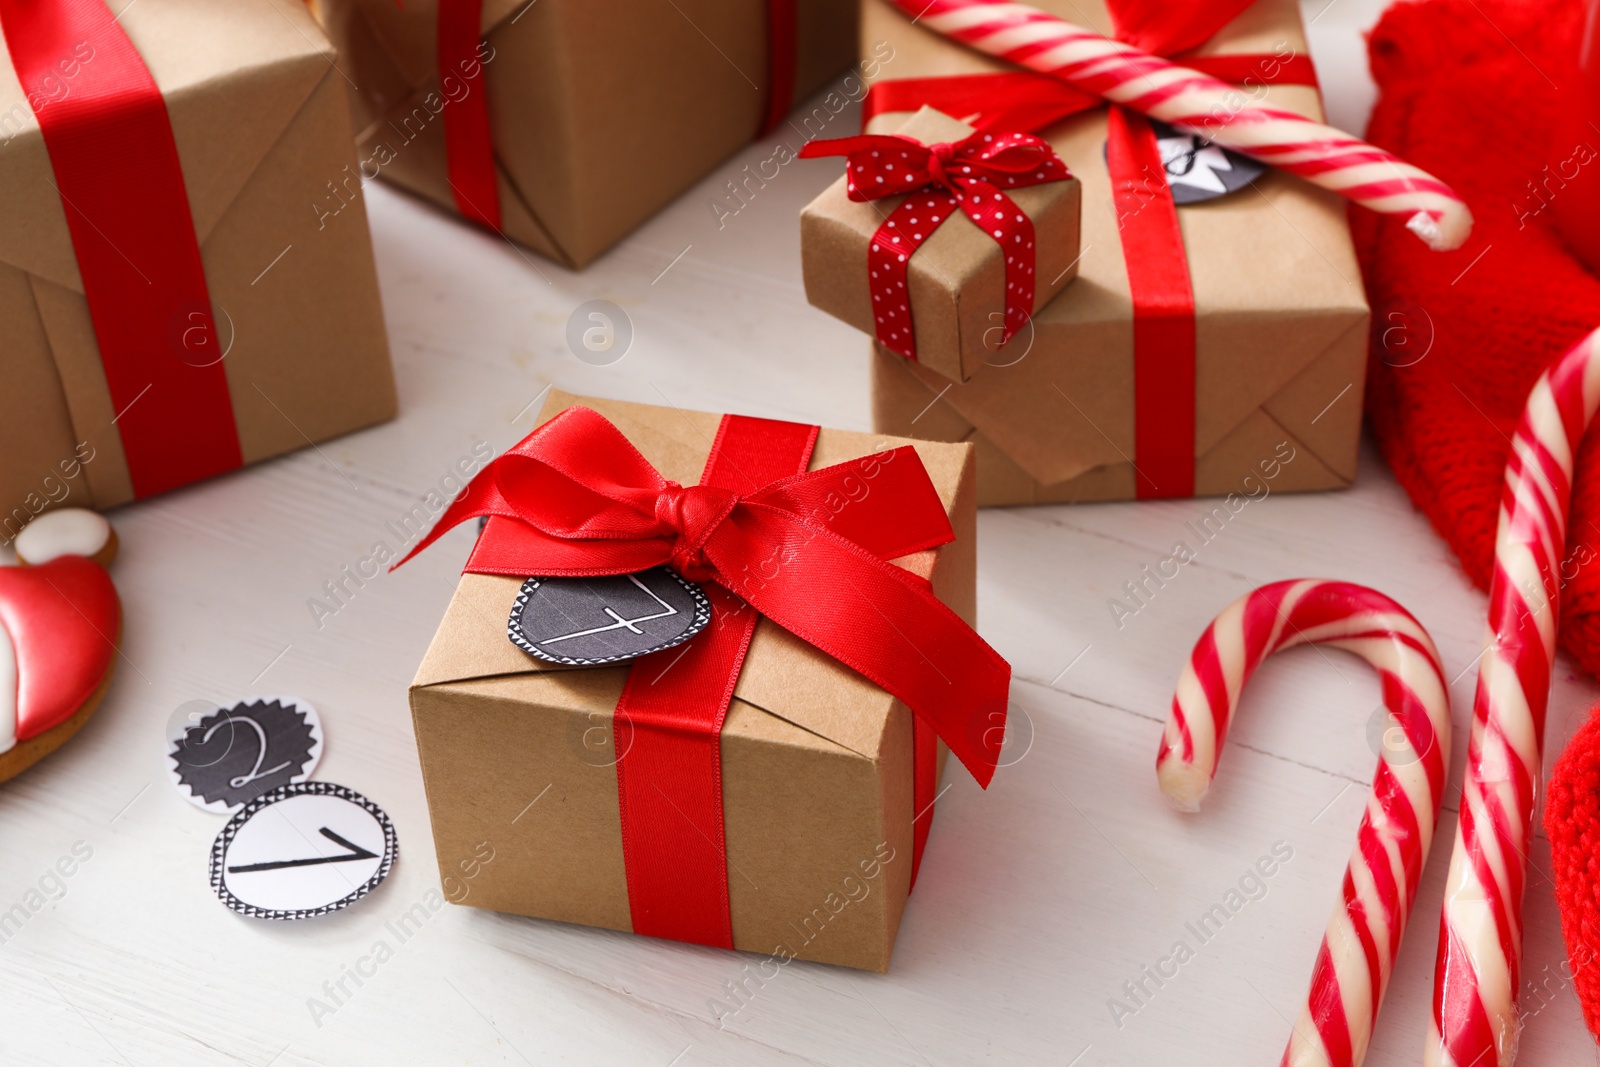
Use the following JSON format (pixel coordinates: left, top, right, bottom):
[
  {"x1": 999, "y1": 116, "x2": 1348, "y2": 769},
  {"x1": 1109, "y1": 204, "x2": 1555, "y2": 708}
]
[
  {"x1": 864, "y1": 0, "x2": 1320, "y2": 499},
  {"x1": 800, "y1": 130, "x2": 1071, "y2": 362},
  {"x1": 399, "y1": 406, "x2": 1011, "y2": 947}
]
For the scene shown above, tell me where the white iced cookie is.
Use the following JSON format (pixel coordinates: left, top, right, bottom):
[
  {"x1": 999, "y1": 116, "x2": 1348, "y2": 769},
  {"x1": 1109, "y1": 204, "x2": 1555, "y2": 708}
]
[{"x1": 14, "y1": 508, "x2": 117, "y2": 567}]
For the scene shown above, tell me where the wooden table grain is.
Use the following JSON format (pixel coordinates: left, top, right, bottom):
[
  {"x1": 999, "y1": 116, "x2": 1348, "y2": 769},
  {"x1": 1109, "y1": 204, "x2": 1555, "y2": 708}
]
[{"x1": 3, "y1": 3, "x2": 1594, "y2": 1063}]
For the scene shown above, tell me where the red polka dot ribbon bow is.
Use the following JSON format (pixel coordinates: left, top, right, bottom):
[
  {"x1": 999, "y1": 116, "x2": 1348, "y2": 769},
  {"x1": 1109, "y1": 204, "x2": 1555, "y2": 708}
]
[{"x1": 800, "y1": 130, "x2": 1071, "y2": 361}]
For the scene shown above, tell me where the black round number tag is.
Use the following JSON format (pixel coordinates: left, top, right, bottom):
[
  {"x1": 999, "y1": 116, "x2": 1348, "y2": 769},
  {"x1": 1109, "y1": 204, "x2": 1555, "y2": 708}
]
[
  {"x1": 1152, "y1": 119, "x2": 1264, "y2": 204},
  {"x1": 210, "y1": 782, "x2": 396, "y2": 920},
  {"x1": 1102, "y1": 119, "x2": 1265, "y2": 205},
  {"x1": 507, "y1": 567, "x2": 711, "y2": 666},
  {"x1": 168, "y1": 697, "x2": 323, "y2": 813}
]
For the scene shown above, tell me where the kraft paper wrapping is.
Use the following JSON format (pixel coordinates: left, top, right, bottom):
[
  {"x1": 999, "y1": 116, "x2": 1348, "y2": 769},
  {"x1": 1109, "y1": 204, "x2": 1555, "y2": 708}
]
[
  {"x1": 802, "y1": 105, "x2": 1082, "y2": 384},
  {"x1": 0, "y1": 0, "x2": 395, "y2": 534},
  {"x1": 863, "y1": 0, "x2": 1369, "y2": 505},
  {"x1": 315, "y1": 0, "x2": 860, "y2": 268},
  {"x1": 409, "y1": 391, "x2": 973, "y2": 971}
]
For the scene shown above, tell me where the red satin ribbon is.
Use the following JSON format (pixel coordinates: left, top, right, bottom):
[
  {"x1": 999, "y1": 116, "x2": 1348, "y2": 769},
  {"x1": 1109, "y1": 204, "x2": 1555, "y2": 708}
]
[
  {"x1": 614, "y1": 413, "x2": 816, "y2": 947},
  {"x1": 862, "y1": 51, "x2": 1318, "y2": 498},
  {"x1": 437, "y1": 0, "x2": 501, "y2": 231},
  {"x1": 1, "y1": 0, "x2": 242, "y2": 498},
  {"x1": 436, "y1": 0, "x2": 799, "y2": 234},
  {"x1": 1108, "y1": 107, "x2": 1196, "y2": 498},
  {"x1": 398, "y1": 406, "x2": 1011, "y2": 945},
  {"x1": 759, "y1": 0, "x2": 796, "y2": 136},
  {"x1": 799, "y1": 129, "x2": 1071, "y2": 362}
]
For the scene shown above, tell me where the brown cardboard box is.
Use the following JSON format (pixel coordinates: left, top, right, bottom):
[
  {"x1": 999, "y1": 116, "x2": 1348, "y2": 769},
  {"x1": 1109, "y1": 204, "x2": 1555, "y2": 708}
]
[
  {"x1": 864, "y1": 0, "x2": 1369, "y2": 506},
  {"x1": 801, "y1": 105, "x2": 1082, "y2": 384},
  {"x1": 314, "y1": 0, "x2": 860, "y2": 268},
  {"x1": 408, "y1": 391, "x2": 974, "y2": 971},
  {"x1": 0, "y1": 0, "x2": 395, "y2": 534}
]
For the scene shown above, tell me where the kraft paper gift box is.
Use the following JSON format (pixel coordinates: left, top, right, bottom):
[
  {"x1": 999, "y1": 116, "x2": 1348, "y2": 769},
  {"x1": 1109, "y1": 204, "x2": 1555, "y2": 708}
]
[
  {"x1": 407, "y1": 391, "x2": 977, "y2": 972},
  {"x1": 801, "y1": 105, "x2": 1083, "y2": 384},
  {"x1": 0, "y1": 0, "x2": 395, "y2": 533},
  {"x1": 313, "y1": 0, "x2": 860, "y2": 268},
  {"x1": 863, "y1": 0, "x2": 1370, "y2": 506}
]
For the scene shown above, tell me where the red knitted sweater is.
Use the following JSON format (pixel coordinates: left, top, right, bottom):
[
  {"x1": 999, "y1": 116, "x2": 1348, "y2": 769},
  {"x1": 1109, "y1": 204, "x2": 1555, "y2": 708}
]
[
  {"x1": 1363, "y1": 0, "x2": 1600, "y2": 1038},
  {"x1": 1546, "y1": 709, "x2": 1600, "y2": 1037},
  {"x1": 1355, "y1": 0, "x2": 1600, "y2": 669}
]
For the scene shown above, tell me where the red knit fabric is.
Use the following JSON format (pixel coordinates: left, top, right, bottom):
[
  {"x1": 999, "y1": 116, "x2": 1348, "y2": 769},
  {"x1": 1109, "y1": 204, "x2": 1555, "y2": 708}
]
[
  {"x1": 1545, "y1": 703, "x2": 1600, "y2": 1036},
  {"x1": 1356, "y1": 0, "x2": 1600, "y2": 672}
]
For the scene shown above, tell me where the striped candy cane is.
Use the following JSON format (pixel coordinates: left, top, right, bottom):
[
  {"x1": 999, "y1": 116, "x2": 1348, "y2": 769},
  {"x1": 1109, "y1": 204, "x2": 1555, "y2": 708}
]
[
  {"x1": 1159, "y1": 579, "x2": 1451, "y2": 1067},
  {"x1": 889, "y1": 0, "x2": 1473, "y2": 250},
  {"x1": 1430, "y1": 327, "x2": 1600, "y2": 1067}
]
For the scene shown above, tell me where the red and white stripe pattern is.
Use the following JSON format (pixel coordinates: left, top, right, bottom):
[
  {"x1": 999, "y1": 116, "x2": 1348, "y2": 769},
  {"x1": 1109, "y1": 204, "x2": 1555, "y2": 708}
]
[
  {"x1": 1158, "y1": 579, "x2": 1451, "y2": 1067},
  {"x1": 1429, "y1": 328, "x2": 1600, "y2": 1067},
  {"x1": 890, "y1": 0, "x2": 1473, "y2": 250}
]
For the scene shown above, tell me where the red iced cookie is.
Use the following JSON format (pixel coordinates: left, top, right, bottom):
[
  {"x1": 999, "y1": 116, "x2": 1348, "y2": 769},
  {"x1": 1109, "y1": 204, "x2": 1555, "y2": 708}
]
[{"x1": 0, "y1": 510, "x2": 121, "y2": 781}]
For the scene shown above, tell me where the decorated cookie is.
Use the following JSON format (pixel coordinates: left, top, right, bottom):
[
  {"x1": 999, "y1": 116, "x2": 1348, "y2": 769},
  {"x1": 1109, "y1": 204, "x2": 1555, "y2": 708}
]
[
  {"x1": 14, "y1": 507, "x2": 117, "y2": 567},
  {"x1": 0, "y1": 514, "x2": 121, "y2": 782}
]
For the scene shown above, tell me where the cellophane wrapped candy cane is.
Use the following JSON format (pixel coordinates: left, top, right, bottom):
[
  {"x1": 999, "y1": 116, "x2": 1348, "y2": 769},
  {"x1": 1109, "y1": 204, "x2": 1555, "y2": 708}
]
[
  {"x1": 1159, "y1": 579, "x2": 1451, "y2": 1067},
  {"x1": 891, "y1": 0, "x2": 1473, "y2": 250},
  {"x1": 1430, "y1": 327, "x2": 1600, "y2": 1067}
]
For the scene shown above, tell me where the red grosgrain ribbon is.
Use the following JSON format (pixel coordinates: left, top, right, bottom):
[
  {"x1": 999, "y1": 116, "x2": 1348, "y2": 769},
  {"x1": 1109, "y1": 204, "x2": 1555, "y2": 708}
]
[
  {"x1": 799, "y1": 130, "x2": 1070, "y2": 361},
  {"x1": 437, "y1": 0, "x2": 501, "y2": 231},
  {"x1": 1, "y1": 0, "x2": 241, "y2": 498},
  {"x1": 860, "y1": 33, "x2": 1318, "y2": 497},
  {"x1": 397, "y1": 406, "x2": 1011, "y2": 945}
]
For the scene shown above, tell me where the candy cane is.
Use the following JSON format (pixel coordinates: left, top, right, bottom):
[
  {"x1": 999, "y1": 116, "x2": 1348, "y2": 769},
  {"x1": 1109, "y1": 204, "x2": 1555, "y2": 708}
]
[
  {"x1": 1429, "y1": 327, "x2": 1600, "y2": 1067},
  {"x1": 1159, "y1": 579, "x2": 1451, "y2": 1067},
  {"x1": 889, "y1": 0, "x2": 1473, "y2": 250}
]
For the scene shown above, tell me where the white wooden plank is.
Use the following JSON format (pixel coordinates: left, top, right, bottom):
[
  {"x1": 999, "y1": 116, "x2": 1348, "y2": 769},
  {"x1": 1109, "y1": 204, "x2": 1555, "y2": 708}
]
[{"x1": 3, "y1": 3, "x2": 1594, "y2": 1064}]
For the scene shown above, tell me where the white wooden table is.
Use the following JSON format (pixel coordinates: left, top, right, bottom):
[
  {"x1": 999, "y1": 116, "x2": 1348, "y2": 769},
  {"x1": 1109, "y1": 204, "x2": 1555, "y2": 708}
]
[{"x1": 4, "y1": 3, "x2": 1596, "y2": 1064}]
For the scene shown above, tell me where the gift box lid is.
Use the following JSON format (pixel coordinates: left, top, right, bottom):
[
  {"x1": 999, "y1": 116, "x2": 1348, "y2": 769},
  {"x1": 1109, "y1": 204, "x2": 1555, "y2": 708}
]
[
  {"x1": 411, "y1": 391, "x2": 977, "y2": 767},
  {"x1": 0, "y1": 0, "x2": 338, "y2": 297}
]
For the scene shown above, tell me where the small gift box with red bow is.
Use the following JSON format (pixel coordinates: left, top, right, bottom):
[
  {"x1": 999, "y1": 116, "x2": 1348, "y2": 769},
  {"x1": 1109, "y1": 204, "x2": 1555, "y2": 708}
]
[
  {"x1": 0, "y1": 0, "x2": 394, "y2": 527},
  {"x1": 312, "y1": 0, "x2": 860, "y2": 268},
  {"x1": 862, "y1": 0, "x2": 1370, "y2": 506},
  {"x1": 800, "y1": 106, "x2": 1082, "y2": 384},
  {"x1": 403, "y1": 392, "x2": 1009, "y2": 971}
]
